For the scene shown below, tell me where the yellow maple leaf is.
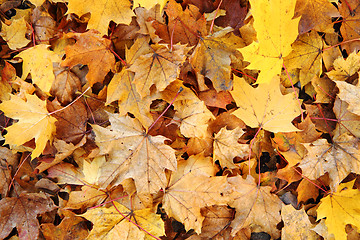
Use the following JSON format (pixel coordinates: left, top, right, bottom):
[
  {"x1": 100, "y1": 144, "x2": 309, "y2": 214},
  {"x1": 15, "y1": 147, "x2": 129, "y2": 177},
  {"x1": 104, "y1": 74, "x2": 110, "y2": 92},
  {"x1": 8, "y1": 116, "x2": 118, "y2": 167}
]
[
  {"x1": 228, "y1": 175, "x2": 282, "y2": 238},
  {"x1": 0, "y1": 16, "x2": 30, "y2": 50},
  {"x1": 299, "y1": 134, "x2": 360, "y2": 191},
  {"x1": 334, "y1": 80, "x2": 360, "y2": 115},
  {"x1": 230, "y1": 75, "x2": 301, "y2": 133},
  {"x1": 106, "y1": 69, "x2": 154, "y2": 130},
  {"x1": 327, "y1": 51, "x2": 360, "y2": 82},
  {"x1": 281, "y1": 205, "x2": 318, "y2": 240},
  {"x1": 213, "y1": 127, "x2": 249, "y2": 169},
  {"x1": 128, "y1": 44, "x2": 190, "y2": 98},
  {"x1": 82, "y1": 202, "x2": 164, "y2": 239},
  {"x1": 16, "y1": 44, "x2": 60, "y2": 93},
  {"x1": 133, "y1": 0, "x2": 168, "y2": 12},
  {"x1": 0, "y1": 93, "x2": 57, "y2": 159},
  {"x1": 239, "y1": 0, "x2": 300, "y2": 84},
  {"x1": 284, "y1": 31, "x2": 323, "y2": 86},
  {"x1": 163, "y1": 153, "x2": 229, "y2": 234},
  {"x1": 92, "y1": 113, "x2": 177, "y2": 193},
  {"x1": 317, "y1": 180, "x2": 360, "y2": 240},
  {"x1": 66, "y1": 0, "x2": 134, "y2": 35}
]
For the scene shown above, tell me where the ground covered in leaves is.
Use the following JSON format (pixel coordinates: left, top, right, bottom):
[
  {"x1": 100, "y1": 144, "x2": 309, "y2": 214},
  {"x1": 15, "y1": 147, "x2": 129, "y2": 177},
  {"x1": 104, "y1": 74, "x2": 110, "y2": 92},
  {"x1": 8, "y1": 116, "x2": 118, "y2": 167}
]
[{"x1": 0, "y1": 0, "x2": 360, "y2": 239}]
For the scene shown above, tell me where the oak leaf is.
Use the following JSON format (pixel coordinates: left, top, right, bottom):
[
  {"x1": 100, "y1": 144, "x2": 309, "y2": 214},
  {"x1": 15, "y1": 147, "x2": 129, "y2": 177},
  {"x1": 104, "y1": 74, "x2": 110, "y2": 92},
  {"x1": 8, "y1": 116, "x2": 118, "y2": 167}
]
[
  {"x1": 81, "y1": 202, "x2": 164, "y2": 239},
  {"x1": 230, "y1": 76, "x2": 301, "y2": 133},
  {"x1": 0, "y1": 192, "x2": 56, "y2": 240},
  {"x1": 0, "y1": 93, "x2": 57, "y2": 158},
  {"x1": 61, "y1": 30, "x2": 115, "y2": 86},
  {"x1": 66, "y1": 0, "x2": 134, "y2": 35},
  {"x1": 92, "y1": 113, "x2": 177, "y2": 193},
  {"x1": 227, "y1": 175, "x2": 282, "y2": 239},
  {"x1": 163, "y1": 153, "x2": 229, "y2": 233},
  {"x1": 317, "y1": 180, "x2": 360, "y2": 240},
  {"x1": 239, "y1": 0, "x2": 300, "y2": 84},
  {"x1": 299, "y1": 134, "x2": 360, "y2": 191},
  {"x1": 16, "y1": 44, "x2": 60, "y2": 93},
  {"x1": 213, "y1": 126, "x2": 249, "y2": 169}
]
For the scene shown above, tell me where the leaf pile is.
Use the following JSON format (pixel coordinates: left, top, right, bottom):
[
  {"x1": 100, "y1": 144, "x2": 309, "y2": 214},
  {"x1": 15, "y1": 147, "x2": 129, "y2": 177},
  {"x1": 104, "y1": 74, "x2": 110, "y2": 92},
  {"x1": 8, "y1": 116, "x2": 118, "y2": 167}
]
[{"x1": 1, "y1": 0, "x2": 360, "y2": 239}]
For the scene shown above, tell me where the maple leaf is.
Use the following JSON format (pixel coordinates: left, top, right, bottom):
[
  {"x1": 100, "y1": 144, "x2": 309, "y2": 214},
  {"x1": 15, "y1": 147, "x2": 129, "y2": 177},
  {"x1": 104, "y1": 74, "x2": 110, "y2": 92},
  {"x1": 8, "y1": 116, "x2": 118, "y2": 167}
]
[
  {"x1": 163, "y1": 153, "x2": 229, "y2": 233},
  {"x1": 283, "y1": 30, "x2": 323, "y2": 86},
  {"x1": 81, "y1": 202, "x2": 164, "y2": 239},
  {"x1": 317, "y1": 180, "x2": 360, "y2": 240},
  {"x1": 239, "y1": 0, "x2": 300, "y2": 84},
  {"x1": 92, "y1": 113, "x2": 177, "y2": 193},
  {"x1": 327, "y1": 51, "x2": 360, "y2": 82},
  {"x1": 61, "y1": 30, "x2": 115, "y2": 86},
  {"x1": 339, "y1": 0, "x2": 360, "y2": 53},
  {"x1": 128, "y1": 43, "x2": 190, "y2": 98},
  {"x1": 334, "y1": 80, "x2": 360, "y2": 115},
  {"x1": 333, "y1": 97, "x2": 360, "y2": 138},
  {"x1": 294, "y1": 0, "x2": 340, "y2": 34},
  {"x1": 16, "y1": 44, "x2": 60, "y2": 93},
  {"x1": 0, "y1": 93, "x2": 57, "y2": 159},
  {"x1": 133, "y1": 0, "x2": 168, "y2": 12},
  {"x1": 66, "y1": 0, "x2": 134, "y2": 35},
  {"x1": 227, "y1": 175, "x2": 282, "y2": 239},
  {"x1": 299, "y1": 134, "x2": 360, "y2": 191},
  {"x1": 106, "y1": 69, "x2": 155, "y2": 130},
  {"x1": 0, "y1": 192, "x2": 56, "y2": 240},
  {"x1": 0, "y1": 16, "x2": 30, "y2": 50},
  {"x1": 189, "y1": 27, "x2": 240, "y2": 91},
  {"x1": 230, "y1": 75, "x2": 301, "y2": 133},
  {"x1": 281, "y1": 204, "x2": 318, "y2": 239},
  {"x1": 152, "y1": 0, "x2": 207, "y2": 46},
  {"x1": 213, "y1": 126, "x2": 249, "y2": 169},
  {"x1": 40, "y1": 209, "x2": 89, "y2": 240}
]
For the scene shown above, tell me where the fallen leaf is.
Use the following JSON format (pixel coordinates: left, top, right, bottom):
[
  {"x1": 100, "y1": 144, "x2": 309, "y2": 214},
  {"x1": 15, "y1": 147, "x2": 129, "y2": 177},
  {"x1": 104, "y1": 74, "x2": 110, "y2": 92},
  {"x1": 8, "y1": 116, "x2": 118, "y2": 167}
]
[
  {"x1": 334, "y1": 80, "x2": 360, "y2": 115},
  {"x1": 66, "y1": 0, "x2": 134, "y2": 35},
  {"x1": 0, "y1": 93, "x2": 57, "y2": 158},
  {"x1": 190, "y1": 27, "x2": 240, "y2": 91},
  {"x1": 81, "y1": 202, "x2": 164, "y2": 239},
  {"x1": 230, "y1": 75, "x2": 301, "y2": 133},
  {"x1": 0, "y1": 192, "x2": 56, "y2": 240},
  {"x1": 281, "y1": 204, "x2": 318, "y2": 240},
  {"x1": 163, "y1": 153, "x2": 229, "y2": 234},
  {"x1": 213, "y1": 126, "x2": 249, "y2": 169},
  {"x1": 0, "y1": 16, "x2": 30, "y2": 50},
  {"x1": 299, "y1": 134, "x2": 360, "y2": 191},
  {"x1": 239, "y1": 0, "x2": 300, "y2": 84},
  {"x1": 333, "y1": 97, "x2": 360, "y2": 138},
  {"x1": 327, "y1": 51, "x2": 360, "y2": 82},
  {"x1": 16, "y1": 44, "x2": 60, "y2": 93},
  {"x1": 61, "y1": 30, "x2": 115, "y2": 86},
  {"x1": 284, "y1": 30, "x2": 323, "y2": 86},
  {"x1": 294, "y1": 0, "x2": 340, "y2": 34},
  {"x1": 128, "y1": 43, "x2": 190, "y2": 98},
  {"x1": 339, "y1": 0, "x2": 360, "y2": 53},
  {"x1": 92, "y1": 113, "x2": 177, "y2": 193},
  {"x1": 317, "y1": 180, "x2": 360, "y2": 240},
  {"x1": 227, "y1": 175, "x2": 282, "y2": 239}
]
